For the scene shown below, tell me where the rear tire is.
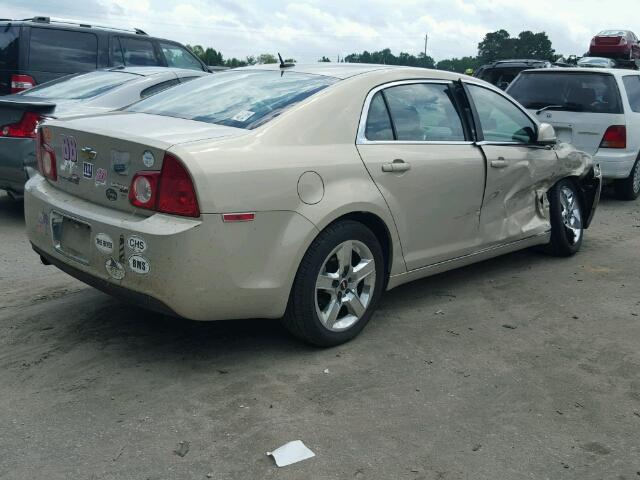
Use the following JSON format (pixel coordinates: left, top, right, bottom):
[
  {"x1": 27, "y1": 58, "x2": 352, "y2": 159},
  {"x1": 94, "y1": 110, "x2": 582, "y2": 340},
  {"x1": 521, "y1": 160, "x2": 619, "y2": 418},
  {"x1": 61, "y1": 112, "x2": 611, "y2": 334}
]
[
  {"x1": 544, "y1": 179, "x2": 584, "y2": 257},
  {"x1": 282, "y1": 220, "x2": 385, "y2": 347},
  {"x1": 613, "y1": 157, "x2": 640, "y2": 200}
]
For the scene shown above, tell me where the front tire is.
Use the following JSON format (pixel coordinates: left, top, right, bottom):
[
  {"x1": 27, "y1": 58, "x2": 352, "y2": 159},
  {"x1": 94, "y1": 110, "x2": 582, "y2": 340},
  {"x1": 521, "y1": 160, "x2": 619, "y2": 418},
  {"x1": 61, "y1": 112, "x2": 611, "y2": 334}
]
[
  {"x1": 282, "y1": 220, "x2": 385, "y2": 347},
  {"x1": 544, "y1": 179, "x2": 584, "y2": 257},
  {"x1": 613, "y1": 157, "x2": 640, "y2": 200}
]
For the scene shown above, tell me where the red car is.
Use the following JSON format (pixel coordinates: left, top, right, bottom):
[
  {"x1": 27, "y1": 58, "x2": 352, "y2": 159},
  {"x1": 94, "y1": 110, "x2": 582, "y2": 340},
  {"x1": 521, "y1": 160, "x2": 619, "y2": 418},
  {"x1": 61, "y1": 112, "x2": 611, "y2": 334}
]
[{"x1": 589, "y1": 30, "x2": 640, "y2": 61}]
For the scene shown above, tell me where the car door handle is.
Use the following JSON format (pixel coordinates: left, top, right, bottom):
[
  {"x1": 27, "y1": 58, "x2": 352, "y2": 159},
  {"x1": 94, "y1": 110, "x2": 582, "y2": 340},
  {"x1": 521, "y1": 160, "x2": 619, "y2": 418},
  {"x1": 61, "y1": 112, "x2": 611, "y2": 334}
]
[
  {"x1": 490, "y1": 158, "x2": 508, "y2": 169},
  {"x1": 382, "y1": 159, "x2": 411, "y2": 173}
]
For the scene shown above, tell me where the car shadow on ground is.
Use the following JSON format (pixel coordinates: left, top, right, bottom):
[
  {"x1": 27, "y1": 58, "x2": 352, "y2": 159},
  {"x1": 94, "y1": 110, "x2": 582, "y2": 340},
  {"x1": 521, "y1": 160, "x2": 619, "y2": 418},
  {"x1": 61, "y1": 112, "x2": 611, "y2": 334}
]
[{"x1": 0, "y1": 194, "x2": 24, "y2": 225}]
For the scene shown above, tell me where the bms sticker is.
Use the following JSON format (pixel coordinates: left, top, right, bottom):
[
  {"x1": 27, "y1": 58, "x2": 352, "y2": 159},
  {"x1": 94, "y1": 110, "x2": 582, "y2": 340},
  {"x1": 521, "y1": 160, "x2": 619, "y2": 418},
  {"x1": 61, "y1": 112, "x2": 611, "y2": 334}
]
[
  {"x1": 127, "y1": 235, "x2": 147, "y2": 253},
  {"x1": 95, "y1": 168, "x2": 107, "y2": 186},
  {"x1": 95, "y1": 233, "x2": 114, "y2": 254},
  {"x1": 105, "y1": 258, "x2": 125, "y2": 280},
  {"x1": 142, "y1": 150, "x2": 155, "y2": 168},
  {"x1": 128, "y1": 255, "x2": 150, "y2": 275}
]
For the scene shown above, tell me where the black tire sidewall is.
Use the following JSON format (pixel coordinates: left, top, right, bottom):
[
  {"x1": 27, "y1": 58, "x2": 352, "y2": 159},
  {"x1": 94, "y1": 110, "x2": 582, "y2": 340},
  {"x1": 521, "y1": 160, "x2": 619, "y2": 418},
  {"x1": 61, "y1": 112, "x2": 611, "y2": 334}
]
[
  {"x1": 286, "y1": 221, "x2": 385, "y2": 347},
  {"x1": 548, "y1": 179, "x2": 584, "y2": 256}
]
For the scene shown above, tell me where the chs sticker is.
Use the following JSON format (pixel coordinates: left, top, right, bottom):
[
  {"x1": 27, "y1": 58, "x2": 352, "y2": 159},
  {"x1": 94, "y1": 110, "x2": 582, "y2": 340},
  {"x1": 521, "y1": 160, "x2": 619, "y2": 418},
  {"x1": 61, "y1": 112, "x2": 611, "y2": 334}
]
[
  {"x1": 127, "y1": 235, "x2": 147, "y2": 253},
  {"x1": 128, "y1": 255, "x2": 150, "y2": 275},
  {"x1": 95, "y1": 233, "x2": 114, "y2": 254},
  {"x1": 105, "y1": 258, "x2": 126, "y2": 280},
  {"x1": 142, "y1": 150, "x2": 155, "y2": 168}
]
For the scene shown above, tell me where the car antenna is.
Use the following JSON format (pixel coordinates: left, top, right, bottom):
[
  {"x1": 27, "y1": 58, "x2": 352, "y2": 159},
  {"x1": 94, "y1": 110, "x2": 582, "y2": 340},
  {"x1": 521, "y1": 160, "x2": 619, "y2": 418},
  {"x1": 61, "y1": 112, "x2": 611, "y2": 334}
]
[{"x1": 278, "y1": 52, "x2": 294, "y2": 69}]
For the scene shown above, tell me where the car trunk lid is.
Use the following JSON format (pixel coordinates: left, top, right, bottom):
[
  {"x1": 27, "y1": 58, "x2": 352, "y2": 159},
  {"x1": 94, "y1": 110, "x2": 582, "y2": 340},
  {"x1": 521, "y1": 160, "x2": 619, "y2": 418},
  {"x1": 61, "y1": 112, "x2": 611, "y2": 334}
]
[
  {"x1": 41, "y1": 113, "x2": 246, "y2": 212},
  {"x1": 595, "y1": 35, "x2": 623, "y2": 46}
]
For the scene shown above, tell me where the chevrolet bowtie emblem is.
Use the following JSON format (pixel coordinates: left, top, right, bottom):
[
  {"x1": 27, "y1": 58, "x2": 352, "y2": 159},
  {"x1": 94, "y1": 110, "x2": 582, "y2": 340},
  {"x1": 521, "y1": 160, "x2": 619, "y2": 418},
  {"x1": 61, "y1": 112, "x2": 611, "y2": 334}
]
[{"x1": 81, "y1": 147, "x2": 97, "y2": 160}]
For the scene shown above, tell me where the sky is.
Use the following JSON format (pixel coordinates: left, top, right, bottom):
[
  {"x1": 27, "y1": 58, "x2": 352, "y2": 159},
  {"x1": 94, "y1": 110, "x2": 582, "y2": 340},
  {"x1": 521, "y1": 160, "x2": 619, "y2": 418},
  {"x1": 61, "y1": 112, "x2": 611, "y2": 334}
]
[{"x1": 2, "y1": 0, "x2": 638, "y2": 63}]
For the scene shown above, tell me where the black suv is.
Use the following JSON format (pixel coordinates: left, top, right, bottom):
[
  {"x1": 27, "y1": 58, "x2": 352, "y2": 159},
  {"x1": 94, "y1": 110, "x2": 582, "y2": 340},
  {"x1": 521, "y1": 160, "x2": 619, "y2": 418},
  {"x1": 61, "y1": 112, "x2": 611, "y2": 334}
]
[
  {"x1": 474, "y1": 59, "x2": 552, "y2": 90},
  {"x1": 0, "y1": 16, "x2": 209, "y2": 95}
]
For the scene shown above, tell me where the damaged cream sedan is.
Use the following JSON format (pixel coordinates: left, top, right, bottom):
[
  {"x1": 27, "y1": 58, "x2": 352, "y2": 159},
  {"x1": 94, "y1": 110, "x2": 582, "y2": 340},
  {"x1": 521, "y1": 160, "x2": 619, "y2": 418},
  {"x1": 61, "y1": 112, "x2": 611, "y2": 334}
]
[{"x1": 25, "y1": 64, "x2": 601, "y2": 346}]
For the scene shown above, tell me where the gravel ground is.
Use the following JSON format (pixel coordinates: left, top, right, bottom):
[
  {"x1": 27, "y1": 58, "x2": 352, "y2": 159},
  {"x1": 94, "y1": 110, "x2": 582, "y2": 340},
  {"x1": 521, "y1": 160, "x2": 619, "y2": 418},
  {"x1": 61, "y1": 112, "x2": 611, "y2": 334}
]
[{"x1": 0, "y1": 190, "x2": 639, "y2": 480}]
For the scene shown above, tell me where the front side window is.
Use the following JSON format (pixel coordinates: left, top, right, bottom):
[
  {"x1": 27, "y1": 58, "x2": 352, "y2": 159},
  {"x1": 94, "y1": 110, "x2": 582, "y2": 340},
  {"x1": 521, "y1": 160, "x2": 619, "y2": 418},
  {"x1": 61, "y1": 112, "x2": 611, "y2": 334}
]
[
  {"x1": 381, "y1": 83, "x2": 465, "y2": 142},
  {"x1": 22, "y1": 71, "x2": 138, "y2": 100},
  {"x1": 118, "y1": 37, "x2": 160, "y2": 67},
  {"x1": 365, "y1": 92, "x2": 394, "y2": 141},
  {"x1": 468, "y1": 84, "x2": 536, "y2": 144},
  {"x1": 160, "y1": 42, "x2": 203, "y2": 71},
  {"x1": 29, "y1": 28, "x2": 97, "y2": 73},
  {"x1": 623, "y1": 75, "x2": 640, "y2": 113},
  {"x1": 127, "y1": 70, "x2": 338, "y2": 130},
  {"x1": 508, "y1": 72, "x2": 623, "y2": 114}
]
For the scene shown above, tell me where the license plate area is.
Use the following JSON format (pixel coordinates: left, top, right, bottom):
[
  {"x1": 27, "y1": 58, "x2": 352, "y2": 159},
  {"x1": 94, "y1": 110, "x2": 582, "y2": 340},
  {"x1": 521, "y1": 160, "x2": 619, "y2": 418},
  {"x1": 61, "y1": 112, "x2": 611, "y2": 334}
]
[{"x1": 51, "y1": 211, "x2": 92, "y2": 265}]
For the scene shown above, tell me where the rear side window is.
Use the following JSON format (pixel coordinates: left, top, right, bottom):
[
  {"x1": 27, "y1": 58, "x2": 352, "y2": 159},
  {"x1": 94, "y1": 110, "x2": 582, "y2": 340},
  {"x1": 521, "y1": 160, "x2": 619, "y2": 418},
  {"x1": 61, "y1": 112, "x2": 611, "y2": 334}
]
[
  {"x1": 118, "y1": 37, "x2": 160, "y2": 66},
  {"x1": 383, "y1": 83, "x2": 466, "y2": 142},
  {"x1": 159, "y1": 42, "x2": 203, "y2": 71},
  {"x1": 365, "y1": 92, "x2": 394, "y2": 141},
  {"x1": 623, "y1": 76, "x2": 640, "y2": 113},
  {"x1": 508, "y1": 72, "x2": 623, "y2": 114},
  {"x1": 29, "y1": 28, "x2": 97, "y2": 72},
  {"x1": 22, "y1": 71, "x2": 138, "y2": 100},
  {"x1": 127, "y1": 70, "x2": 337, "y2": 130},
  {"x1": 0, "y1": 25, "x2": 19, "y2": 70}
]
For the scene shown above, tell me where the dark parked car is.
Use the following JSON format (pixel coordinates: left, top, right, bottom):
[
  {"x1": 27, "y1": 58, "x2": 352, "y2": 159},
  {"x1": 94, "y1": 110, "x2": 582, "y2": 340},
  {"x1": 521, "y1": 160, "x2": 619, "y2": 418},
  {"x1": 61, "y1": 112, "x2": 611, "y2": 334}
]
[
  {"x1": 0, "y1": 16, "x2": 209, "y2": 95},
  {"x1": 474, "y1": 59, "x2": 552, "y2": 90},
  {"x1": 589, "y1": 30, "x2": 640, "y2": 62}
]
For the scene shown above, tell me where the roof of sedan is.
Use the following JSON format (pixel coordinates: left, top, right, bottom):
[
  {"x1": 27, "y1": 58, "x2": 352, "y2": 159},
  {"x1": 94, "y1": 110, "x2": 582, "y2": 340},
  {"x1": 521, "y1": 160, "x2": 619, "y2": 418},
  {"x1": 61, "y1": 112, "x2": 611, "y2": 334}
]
[
  {"x1": 235, "y1": 63, "x2": 463, "y2": 80},
  {"x1": 104, "y1": 66, "x2": 208, "y2": 77}
]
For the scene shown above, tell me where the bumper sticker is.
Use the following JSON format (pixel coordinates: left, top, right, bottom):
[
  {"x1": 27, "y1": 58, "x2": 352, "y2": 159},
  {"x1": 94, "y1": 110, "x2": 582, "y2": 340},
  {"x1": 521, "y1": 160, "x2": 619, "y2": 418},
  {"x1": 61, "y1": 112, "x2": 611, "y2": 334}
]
[
  {"x1": 111, "y1": 150, "x2": 131, "y2": 175},
  {"x1": 142, "y1": 150, "x2": 155, "y2": 168},
  {"x1": 95, "y1": 168, "x2": 107, "y2": 186},
  {"x1": 128, "y1": 255, "x2": 150, "y2": 275},
  {"x1": 95, "y1": 233, "x2": 114, "y2": 254},
  {"x1": 83, "y1": 162, "x2": 94, "y2": 179},
  {"x1": 105, "y1": 258, "x2": 126, "y2": 280}
]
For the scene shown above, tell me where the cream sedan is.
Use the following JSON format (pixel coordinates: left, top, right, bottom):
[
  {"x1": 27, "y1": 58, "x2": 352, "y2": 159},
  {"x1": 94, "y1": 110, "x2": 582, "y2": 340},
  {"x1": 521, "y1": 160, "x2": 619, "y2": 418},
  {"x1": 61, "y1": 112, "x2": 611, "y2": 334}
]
[{"x1": 24, "y1": 64, "x2": 601, "y2": 346}]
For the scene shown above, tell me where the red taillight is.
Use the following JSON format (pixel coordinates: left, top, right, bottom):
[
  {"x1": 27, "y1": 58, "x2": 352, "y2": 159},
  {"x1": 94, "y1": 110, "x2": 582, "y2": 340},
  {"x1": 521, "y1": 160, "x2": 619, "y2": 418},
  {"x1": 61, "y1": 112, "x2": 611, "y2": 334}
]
[
  {"x1": 10, "y1": 74, "x2": 35, "y2": 94},
  {"x1": 1, "y1": 111, "x2": 43, "y2": 138},
  {"x1": 129, "y1": 153, "x2": 200, "y2": 217},
  {"x1": 36, "y1": 128, "x2": 57, "y2": 181},
  {"x1": 600, "y1": 125, "x2": 627, "y2": 149}
]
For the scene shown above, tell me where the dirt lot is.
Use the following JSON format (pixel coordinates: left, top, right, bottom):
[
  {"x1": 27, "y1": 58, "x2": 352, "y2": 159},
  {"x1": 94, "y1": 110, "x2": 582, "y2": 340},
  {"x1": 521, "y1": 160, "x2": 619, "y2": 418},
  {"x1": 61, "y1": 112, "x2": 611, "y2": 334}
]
[{"x1": 0, "y1": 190, "x2": 639, "y2": 480}]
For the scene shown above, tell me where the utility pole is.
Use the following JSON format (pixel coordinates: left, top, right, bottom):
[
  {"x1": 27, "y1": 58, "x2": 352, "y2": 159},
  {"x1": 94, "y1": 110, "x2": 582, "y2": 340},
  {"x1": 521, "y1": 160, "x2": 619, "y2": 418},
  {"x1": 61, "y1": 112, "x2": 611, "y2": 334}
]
[{"x1": 424, "y1": 34, "x2": 428, "y2": 57}]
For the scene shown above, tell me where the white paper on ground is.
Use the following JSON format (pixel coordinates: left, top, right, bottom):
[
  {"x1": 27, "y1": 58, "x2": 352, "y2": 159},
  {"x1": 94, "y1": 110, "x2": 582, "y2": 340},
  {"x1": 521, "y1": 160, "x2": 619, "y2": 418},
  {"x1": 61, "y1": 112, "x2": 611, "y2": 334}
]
[{"x1": 267, "y1": 440, "x2": 316, "y2": 467}]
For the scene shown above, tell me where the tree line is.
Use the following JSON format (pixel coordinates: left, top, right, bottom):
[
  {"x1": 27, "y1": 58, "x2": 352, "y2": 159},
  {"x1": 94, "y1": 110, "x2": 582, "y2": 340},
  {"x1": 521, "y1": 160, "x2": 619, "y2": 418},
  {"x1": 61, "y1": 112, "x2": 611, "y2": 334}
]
[{"x1": 187, "y1": 29, "x2": 557, "y2": 73}]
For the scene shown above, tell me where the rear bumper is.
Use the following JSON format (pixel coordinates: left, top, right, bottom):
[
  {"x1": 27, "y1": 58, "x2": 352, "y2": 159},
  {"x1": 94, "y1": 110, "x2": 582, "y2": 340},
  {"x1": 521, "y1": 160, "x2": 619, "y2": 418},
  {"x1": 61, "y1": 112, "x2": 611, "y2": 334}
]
[
  {"x1": 25, "y1": 175, "x2": 318, "y2": 321},
  {"x1": 589, "y1": 45, "x2": 630, "y2": 57},
  {"x1": 593, "y1": 149, "x2": 638, "y2": 179},
  {"x1": 0, "y1": 137, "x2": 35, "y2": 194}
]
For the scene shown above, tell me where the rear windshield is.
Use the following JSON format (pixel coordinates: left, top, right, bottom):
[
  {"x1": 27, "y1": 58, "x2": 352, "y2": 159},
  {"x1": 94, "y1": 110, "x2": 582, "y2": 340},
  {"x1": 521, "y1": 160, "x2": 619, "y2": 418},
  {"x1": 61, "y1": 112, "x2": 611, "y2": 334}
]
[
  {"x1": 477, "y1": 67, "x2": 526, "y2": 89},
  {"x1": 508, "y1": 72, "x2": 623, "y2": 114},
  {"x1": 127, "y1": 70, "x2": 338, "y2": 129},
  {"x1": 598, "y1": 30, "x2": 626, "y2": 37},
  {"x1": 0, "y1": 25, "x2": 19, "y2": 70},
  {"x1": 22, "y1": 71, "x2": 138, "y2": 100}
]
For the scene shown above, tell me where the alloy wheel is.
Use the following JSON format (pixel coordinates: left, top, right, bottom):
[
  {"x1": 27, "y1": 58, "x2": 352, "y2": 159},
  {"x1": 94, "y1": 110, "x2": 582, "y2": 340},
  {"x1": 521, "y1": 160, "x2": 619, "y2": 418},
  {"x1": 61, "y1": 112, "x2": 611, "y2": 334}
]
[
  {"x1": 315, "y1": 240, "x2": 376, "y2": 332},
  {"x1": 559, "y1": 186, "x2": 582, "y2": 245}
]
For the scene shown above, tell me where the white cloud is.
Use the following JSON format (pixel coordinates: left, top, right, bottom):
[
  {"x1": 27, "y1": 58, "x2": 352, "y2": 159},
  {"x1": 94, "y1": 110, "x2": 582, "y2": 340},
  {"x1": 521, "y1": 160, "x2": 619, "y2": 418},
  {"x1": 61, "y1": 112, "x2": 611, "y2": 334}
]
[{"x1": 2, "y1": 0, "x2": 639, "y2": 62}]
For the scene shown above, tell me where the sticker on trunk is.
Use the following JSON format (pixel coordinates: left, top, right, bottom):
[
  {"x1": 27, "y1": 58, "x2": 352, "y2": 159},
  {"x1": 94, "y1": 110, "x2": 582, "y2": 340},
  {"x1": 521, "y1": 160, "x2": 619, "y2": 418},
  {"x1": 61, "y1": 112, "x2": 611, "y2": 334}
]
[
  {"x1": 95, "y1": 168, "x2": 107, "y2": 186},
  {"x1": 105, "y1": 188, "x2": 118, "y2": 201},
  {"x1": 83, "y1": 162, "x2": 94, "y2": 179},
  {"x1": 105, "y1": 258, "x2": 125, "y2": 280},
  {"x1": 127, "y1": 235, "x2": 147, "y2": 253},
  {"x1": 142, "y1": 150, "x2": 155, "y2": 168},
  {"x1": 62, "y1": 136, "x2": 77, "y2": 162},
  {"x1": 128, "y1": 255, "x2": 150, "y2": 275},
  {"x1": 95, "y1": 233, "x2": 114, "y2": 254},
  {"x1": 231, "y1": 110, "x2": 255, "y2": 122},
  {"x1": 111, "y1": 150, "x2": 130, "y2": 175}
]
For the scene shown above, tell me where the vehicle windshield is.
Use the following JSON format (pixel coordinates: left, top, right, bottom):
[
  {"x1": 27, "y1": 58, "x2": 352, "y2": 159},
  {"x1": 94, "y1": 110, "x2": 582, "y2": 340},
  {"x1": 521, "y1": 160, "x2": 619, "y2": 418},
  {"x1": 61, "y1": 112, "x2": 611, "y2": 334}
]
[
  {"x1": 507, "y1": 72, "x2": 623, "y2": 114},
  {"x1": 21, "y1": 71, "x2": 138, "y2": 100},
  {"x1": 0, "y1": 25, "x2": 19, "y2": 70},
  {"x1": 127, "y1": 70, "x2": 339, "y2": 129}
]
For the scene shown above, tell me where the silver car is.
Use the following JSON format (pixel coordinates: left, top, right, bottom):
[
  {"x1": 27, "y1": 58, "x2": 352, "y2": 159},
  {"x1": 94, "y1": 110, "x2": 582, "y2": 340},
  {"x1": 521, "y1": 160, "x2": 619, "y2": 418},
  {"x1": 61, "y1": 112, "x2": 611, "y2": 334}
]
[
  {"x1": 0, "y1": 67, "x2": 207, "y2": 198},
  {"x1": 24, "y1": 64, "x2": 602, "y2": 346}
]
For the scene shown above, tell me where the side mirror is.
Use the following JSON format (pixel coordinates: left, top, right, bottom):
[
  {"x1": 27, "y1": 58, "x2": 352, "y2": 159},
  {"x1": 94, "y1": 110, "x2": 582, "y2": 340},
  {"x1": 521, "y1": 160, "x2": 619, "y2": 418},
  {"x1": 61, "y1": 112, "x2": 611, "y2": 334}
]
[{"x1": 537, "y1": 123, "x2": 557, "y2": 145}]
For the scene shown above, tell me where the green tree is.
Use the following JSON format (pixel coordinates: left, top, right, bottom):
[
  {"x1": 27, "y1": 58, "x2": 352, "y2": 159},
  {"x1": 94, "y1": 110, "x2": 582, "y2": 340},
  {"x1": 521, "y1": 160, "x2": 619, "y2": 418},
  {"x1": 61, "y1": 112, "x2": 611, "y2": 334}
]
[
  {"x1": 343, "y1": 48, "x2": 435, "y2": 68},
  {"x1": 318, "y1": 56, "x2": 331, "y2": 62},
  {"x1": 477, "y1": 30, "x2": 555, "y2": 63},
  {"x1": 477, "y1": 29, "x2": 515, "y2": 62},
  {"x1": 514, "y1": 31, "x2": 555, "y2": 60},
  {"x1": 257, "y1": 53, "x2": 278, "y2": 64},
  {"x1": 436, "y1": 56, "x2": 482, "y2": 73}
]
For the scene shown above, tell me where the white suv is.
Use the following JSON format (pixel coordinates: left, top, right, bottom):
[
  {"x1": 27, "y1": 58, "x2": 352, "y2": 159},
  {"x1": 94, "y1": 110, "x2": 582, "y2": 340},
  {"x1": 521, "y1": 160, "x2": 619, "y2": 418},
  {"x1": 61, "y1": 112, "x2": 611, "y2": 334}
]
[{"x1": 508, "y1": 68, "x2": 640, "y2": 199}]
